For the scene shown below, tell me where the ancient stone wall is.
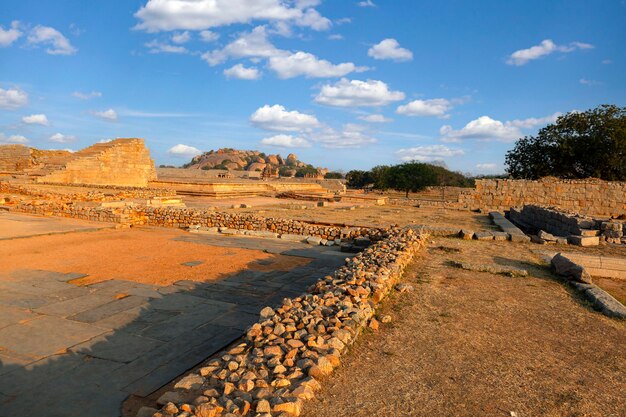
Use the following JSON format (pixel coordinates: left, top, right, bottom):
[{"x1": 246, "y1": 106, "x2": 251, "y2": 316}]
[
  {"x1": 459, "y1": 178, "x2": 626, "y2": 216},
  {"x1": 0, "y1": 145, "x2": 31, "y2": 172},
  {"x1": 36, "y1": 138, "x2": 156, "y2": 187},
  {"x1": 508, "y1": 205, "x2": 597, "y2": 236}
]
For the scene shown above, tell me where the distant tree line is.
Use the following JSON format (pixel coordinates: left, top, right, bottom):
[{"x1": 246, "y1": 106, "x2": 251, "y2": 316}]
[
  {"x1": 346, "y1": 162, "x2": 473, "y2": 197},
  {"x1": 506, "y1": 104, "x2": 626, "y2": 181}
]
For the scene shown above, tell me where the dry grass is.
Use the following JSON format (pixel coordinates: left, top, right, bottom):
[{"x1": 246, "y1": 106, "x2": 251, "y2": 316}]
[{"x1": 303, "y1": 238, "x2": 626, "y2": 417}]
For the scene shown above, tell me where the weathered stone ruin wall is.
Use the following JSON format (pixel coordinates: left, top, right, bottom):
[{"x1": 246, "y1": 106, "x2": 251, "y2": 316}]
[
  {"x1": 11, "y1": 202, "x2": 380, "y2": 241},
  {"x1": 147, "y1": 229, "x2": 427, "y2": 417},
  {"x1": 36, "y1": 138, "x2": 156, "y2": 187},
  {"x1": 509, "y1": 204, "x2": 625, "y2": 244},
  {"x1": 1, "y1": 182, "x2": 174, "y2": 202},
  {"x1": 0, "y1": 145, "x2": 31, "y2": 172},
  {"x1": 459, "y1": 178, "x2": 626, "y2": 216}
]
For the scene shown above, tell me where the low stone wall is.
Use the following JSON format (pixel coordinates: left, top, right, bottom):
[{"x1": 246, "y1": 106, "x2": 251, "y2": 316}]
[
  {"x1": 1, "y1": 182, "x2": 174, "y2": 201},
  {"x1": 0, "y1": 144, "x2": 31, "y2": 172},
  {"x1": 145, "y1": 228, "x2": 427, "y2": 417},
  {"x1": 14, "y1": 201, "x2": 127, "y2": 223},
  {"x1": 458, "y1": 178, "x2": 626, "y2": 216},
  {"x1": 509, "y1": 205, "x2": 596, "y2": 236}
]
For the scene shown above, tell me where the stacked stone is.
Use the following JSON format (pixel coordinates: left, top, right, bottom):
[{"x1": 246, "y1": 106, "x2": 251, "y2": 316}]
[
  {"x1": 1, "y1": 182, "x2": 171, "y2": 202},
  {"x1": 14, "y1": 200, "x2": 124, "y2": 223},
  {"x1": 601, "y1": 221, "x2": 624, "y2": 244},
  {"x1": 459, "y1": 178, "x2": 626, "y2": 217},
  {"x1": 139, "y1": 207, "x2": 383, "y2": 242},
  {"x1": 509, "y1": 205, "x2": 596, "y2": 236},
  {"x1": 147, "y1": 228, "x2": 426, "y2": 417}
]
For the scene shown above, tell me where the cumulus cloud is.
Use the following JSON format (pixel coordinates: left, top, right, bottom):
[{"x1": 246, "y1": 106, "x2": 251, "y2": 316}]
[
  {"x1": 92, "y1": 109, "x2": 118, "y2": 121},
  {"x1": 224, "y1": 64, "x2": 261, "y2": 80},
  {"x1": 368, "y1": 38, "x2": 412, "y2": 62},
  {"x1": 22, "y1": 114, "x2": 49, "y2": 126},
  {"x1": 201, "y1": 26, "x2": 285, "y2": 66},
  {"x1": 358, "y1": 114, "x2": 391, "y2": 123},
  {"x1": 0, "y1": 133, "x2": 28, "y2": 144},
  {"x1": 357, "y1": 0, "x2": 376, "y2": 7},
  {"x1": 396, "y1": 98, "x2": 453, "y2": 118},
  {"x1": 396, "y1": 145, "x2": 464, "y2": 162},
  {"x1": 314, "y1": 78, "x2": 405, "y2": 107},
  {"x1": 171, "y1": 31, "x2": 191, "y2": 44},
  {"x1": 506, "y1": 39, "x2": 593, "y2": 66},
  {"x1": 72, "y1": 91, "x2": 102, "y2": 100},
  {"x1": 134, "y1": 0, "x2": 329, "y2": 32},
  {"x1": 49, "y1": 133, "x2": 77, "y2": 143},
  {"x1": 0, "y1": 87, "x2": 28, "y2": 109},
  {"x1": 250, "y1": 104, "x2": 320, "y2": 132},
  {"x1": 268, "y1": 51, "x2": 365, "y2": 79},
  {"x1": 261, "y1": 134, "x2": 311, "y2": 148},
  {"x1": 0, "y1": 21, "x2": 22, "y2": 47},
  {"x1": 145, "y1": 39, "x2": 188, "y2": 54},
  {"x1": 311, "y1": 124, "x2": 376, "y2": 148},
  {"x1": 199, "y1": 30, "x2": 219, "y2": 42},
  {"x1": 476, "y1": 163, "x2": 498, "y2": 171},
  {"x1": 27, "y1": 25, "x2": 77, "y2": 55},
  {"x1": 168, "y1": 143, "x2": 203, "y2": 158},
  {"x1": 440, "y1": 112, "x2": 560, "y2": 143}
]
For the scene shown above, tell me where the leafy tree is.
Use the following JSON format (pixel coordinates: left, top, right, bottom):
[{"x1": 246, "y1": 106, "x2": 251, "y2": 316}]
[
  {"x1": 345, "y1": 170, "x2": 374, "y2": 188},
  {"x1": 295, "y1": 165, "x2": 319, "y2": 177},
  {"x1": 505, "y1": 105, "x2": 626, "y2": 180},
  {"x1": 324, "y1": 171, "x2": 344, "y2": 179}
]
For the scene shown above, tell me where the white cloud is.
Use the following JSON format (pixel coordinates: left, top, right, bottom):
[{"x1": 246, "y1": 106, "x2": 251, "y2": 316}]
[
  {"x1": 92, "y1": 109, "x2": 118, "y2": 121},
  {"x1": 145, "y1": 39, "x2": 188, "y2": 54},
  {"x1": 171, "y1": 31, "x2": 191, "y2": 44},
  {"x1": 314, "y1": 78, "x2": 405, "y2": 107},
  {"x1": 579, "y1": 78, "x2": 601, "y2": 86},
  {"x1": 328, "y1": 34, "x2": 343, "y2": 40},
  {"x1": 134, "y1": 0, "x2": 328, "y2": 32},
  {"x1": 0, "y1": 133, "x2": 28, "y2": 144},
  {"x1": 0, "y1": 87, "x2": 28, "y2": 109},
  {"x1": 601, "y1": 59, "x2": 612, "y2": 65},
  {"x1": 476, "y1": 163, "x2": 498, "y2": 171},
  {"x1": 368, "y1": 38, "x2": 413, "y2": 62},
  {"x1": 250, "y1": 104, "x2": 320, "y2": 132},
  {"x1": 261, "y1": 134, "x2": 311, "y2": 148},
  {"x1": 27, "y1": 25, "x2": 77, "y2": 55},
  {"x1": 357, "y1": 0, "x2": 376, "y2": 7},
  {"x1": 224, "y1": 64, "x2": 261, "y2": 80},
  {"x1": 168, "y1": 143, "x2": 203, "y2": 158},
  {"x1": 0, "y1": 21, "x2": 22, "y2": 47},
  {"x1": 49, "y1": 133, "x2": 77, "y2": 143},
  {"x1": 396, "y1": 145, "x2": 464, "y2": 162},
  {"x1": 268, "y1": 51, "x2": 365, "y2": 79},
  {"x1": 72, "y1": 91, "x2": 102, "y2": 100},
  {"x1": 312, "y1": 124, "x2": 376, "y2": 148},
  {"x1": 22, "y1": 114, "x2": 49, "y2": 126},
  {"x1": 199, "y1": 30, "x2": 219, "y2": 42},
  {"x1": 396, "y1": 98, "x2": 453, "y2": 118},
  {"x1": 506, "y1": 39, "x2": 593, "y2": 66},
  {"x1": 358, "y1": 114, "x2": 391, "y2": 123},
  {"x1": 201, "y1": 26, "x2": 285, "y2": 66},
  {"x1": 292, "y1": 8, "x2": 331, "y2": 31},
  {"x1": 440, "y1": 113, "x2": 560, "y2": 143}
]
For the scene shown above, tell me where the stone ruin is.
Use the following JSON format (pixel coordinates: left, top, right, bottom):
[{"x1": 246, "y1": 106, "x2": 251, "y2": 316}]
[{"x1": 0, "y1": 138, "x2": 156, "y2": 187}]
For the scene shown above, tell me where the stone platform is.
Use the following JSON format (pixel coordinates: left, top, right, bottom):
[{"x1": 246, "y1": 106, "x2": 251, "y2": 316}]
[{"x1": 0, "y1": 234, "x2": 349, "y2": 417}]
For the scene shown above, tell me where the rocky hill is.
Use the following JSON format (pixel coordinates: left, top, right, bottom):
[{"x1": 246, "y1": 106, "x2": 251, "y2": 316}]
[{"x1": 183, "y1": 148, "x2": 327, "y2": 177}]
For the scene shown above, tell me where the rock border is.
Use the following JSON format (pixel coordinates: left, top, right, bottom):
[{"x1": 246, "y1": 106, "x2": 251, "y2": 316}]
[{"x1": 142, "y1": 228, "x2": 427, "y2": 417}]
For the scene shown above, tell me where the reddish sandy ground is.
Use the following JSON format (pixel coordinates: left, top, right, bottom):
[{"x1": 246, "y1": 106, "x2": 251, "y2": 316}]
[
  {"x1": 303, "y1": 238, "x2": 626, "y2": 417},
  {"x1": 0, "y1": 227, "x2": 310, "y2": 286}
]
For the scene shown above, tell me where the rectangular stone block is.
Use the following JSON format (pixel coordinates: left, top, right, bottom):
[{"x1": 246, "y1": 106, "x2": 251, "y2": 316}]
[{"x1": 567, "y1": 235, "x2": 600, "y2": 247}]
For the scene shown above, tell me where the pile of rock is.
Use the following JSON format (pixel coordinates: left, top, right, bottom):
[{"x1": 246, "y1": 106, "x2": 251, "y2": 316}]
[{"x1": 144, "y1": 228, "x2": 427, "y2": 417}]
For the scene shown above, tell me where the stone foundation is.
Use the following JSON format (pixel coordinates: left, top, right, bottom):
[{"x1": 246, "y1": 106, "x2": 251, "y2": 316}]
[{"x1": 459, "y1": 178, "x2": 626, "y2": 217}]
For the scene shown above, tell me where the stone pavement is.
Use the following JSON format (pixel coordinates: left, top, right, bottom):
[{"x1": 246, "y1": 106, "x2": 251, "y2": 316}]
[
  {"x1": 0, "y1": 212, "x2": 113, "y2": 240},
  {"x1": 0, "y1": 234, "x2": 349, "y2": 417}
]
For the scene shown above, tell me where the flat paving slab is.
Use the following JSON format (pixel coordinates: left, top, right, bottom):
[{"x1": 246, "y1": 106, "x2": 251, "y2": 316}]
[
  {"x1": 0, "y1": 231, "x2": 350, "y2": 417},
  {"x1": 0, "y1": 212, "x2": 113, "y2": 240}
]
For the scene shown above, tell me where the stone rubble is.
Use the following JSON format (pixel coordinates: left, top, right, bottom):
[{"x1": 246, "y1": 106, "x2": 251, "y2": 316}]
[{"x1": 147, "y1": 228, "x2": 427, "y2": 417}]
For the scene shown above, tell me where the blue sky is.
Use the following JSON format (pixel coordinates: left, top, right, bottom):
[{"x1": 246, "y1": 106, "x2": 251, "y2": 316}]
[{"x1": 1, "y1": 0, "x2": 624, "y2": 173}]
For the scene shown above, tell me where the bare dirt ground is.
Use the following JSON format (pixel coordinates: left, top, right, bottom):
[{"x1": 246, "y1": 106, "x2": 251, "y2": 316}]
[
  {"x1": 0, "y1": 227, "x2": 310, "y2": 286},
  {"x1": 303, "y1": 237, "x2": 626, "y2": 417}
]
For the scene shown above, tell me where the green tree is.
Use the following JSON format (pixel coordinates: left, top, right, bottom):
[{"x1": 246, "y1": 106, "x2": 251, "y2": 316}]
[
  {"x1": 345, "y1": 170, "x2": 374, "y2": 188},
  {"x1": 324, "y1": 171, "x2": 344, "y2": 179},
  {"x1": 505, "y1": 105, "x2": 626, "y2": 180},
  {"x1": 295, "y1": 165, "x2": 318, "y2": 177}
]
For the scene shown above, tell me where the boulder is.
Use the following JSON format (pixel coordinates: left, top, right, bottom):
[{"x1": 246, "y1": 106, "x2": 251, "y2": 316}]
[{"x1": 551, "y1": 253, "x2": 593, "y2": 283}]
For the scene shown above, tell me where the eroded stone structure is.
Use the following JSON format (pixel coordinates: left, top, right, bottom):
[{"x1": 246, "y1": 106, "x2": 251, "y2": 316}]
[
  {"x1": 0, "y1": 145, "x2": 31, "y2": 172},
  {"x1": 459, "y1": 178, "x2": 626, "y2": 216},
  {"x1": 35, "y1": 138, "x2": 156, "y2": 187}
]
